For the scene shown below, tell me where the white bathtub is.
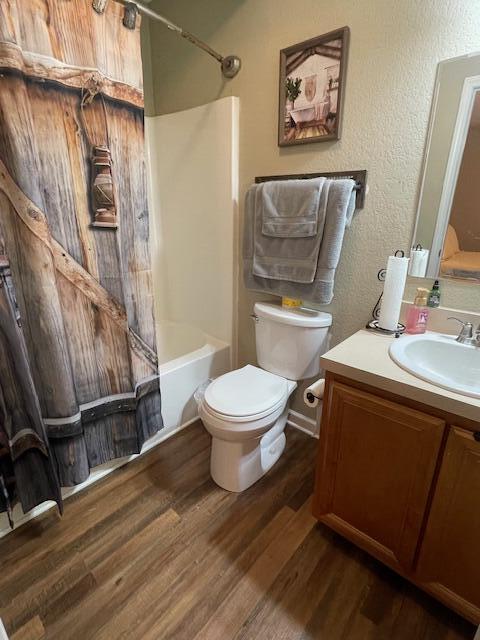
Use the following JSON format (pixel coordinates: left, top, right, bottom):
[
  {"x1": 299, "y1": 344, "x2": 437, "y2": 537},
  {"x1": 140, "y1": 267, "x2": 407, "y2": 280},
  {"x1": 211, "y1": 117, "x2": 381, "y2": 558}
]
[{"x1": 157, "y1": 322, "x2": 231, "y2": 433}]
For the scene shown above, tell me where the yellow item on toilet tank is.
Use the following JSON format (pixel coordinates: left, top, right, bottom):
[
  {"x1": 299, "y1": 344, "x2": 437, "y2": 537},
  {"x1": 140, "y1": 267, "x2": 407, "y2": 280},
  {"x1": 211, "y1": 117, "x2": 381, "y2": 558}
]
[{"x1": 281, "y1": 297, "x2": 302, "y2": 308}]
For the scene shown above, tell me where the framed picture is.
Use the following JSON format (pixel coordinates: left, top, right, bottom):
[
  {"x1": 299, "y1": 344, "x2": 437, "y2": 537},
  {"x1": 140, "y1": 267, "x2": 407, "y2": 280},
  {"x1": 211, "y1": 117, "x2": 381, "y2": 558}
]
[{"x1": 278, "y1": 27, "x2": 350, "y2": 146}]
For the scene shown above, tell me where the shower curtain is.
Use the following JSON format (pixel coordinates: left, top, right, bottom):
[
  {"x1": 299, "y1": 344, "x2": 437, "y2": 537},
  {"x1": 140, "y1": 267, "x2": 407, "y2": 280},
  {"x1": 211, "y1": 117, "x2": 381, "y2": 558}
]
[{"x1": 0, "y1": 0, "x2": 163, "y2": 518}]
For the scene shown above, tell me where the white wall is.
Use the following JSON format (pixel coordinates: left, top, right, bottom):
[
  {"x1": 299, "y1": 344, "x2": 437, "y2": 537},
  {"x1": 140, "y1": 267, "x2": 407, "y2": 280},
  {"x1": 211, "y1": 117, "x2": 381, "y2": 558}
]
[{"x1": 146, "y1": 96, "x2": 239, "y2": 355}]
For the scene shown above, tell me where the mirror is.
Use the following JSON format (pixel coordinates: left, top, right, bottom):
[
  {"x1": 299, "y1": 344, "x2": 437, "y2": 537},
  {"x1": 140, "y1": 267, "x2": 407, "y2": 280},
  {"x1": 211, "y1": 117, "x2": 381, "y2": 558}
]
[{"x1": 412, "y1": 53, "x2": 480, "y2": 282}]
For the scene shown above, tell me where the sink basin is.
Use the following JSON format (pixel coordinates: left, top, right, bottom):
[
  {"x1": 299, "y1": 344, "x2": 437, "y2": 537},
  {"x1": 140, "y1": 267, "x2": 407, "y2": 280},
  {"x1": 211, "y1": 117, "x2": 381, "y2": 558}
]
[{"x1": 389, "y1": 333, "x2": 480, "y2": 399}]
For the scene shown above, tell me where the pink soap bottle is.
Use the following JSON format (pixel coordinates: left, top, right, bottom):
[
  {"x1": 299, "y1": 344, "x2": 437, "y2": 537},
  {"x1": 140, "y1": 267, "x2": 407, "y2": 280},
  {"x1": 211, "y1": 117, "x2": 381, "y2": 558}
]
[{"x1": 406, "y1": 287, "x2": 430, "y2": 334}]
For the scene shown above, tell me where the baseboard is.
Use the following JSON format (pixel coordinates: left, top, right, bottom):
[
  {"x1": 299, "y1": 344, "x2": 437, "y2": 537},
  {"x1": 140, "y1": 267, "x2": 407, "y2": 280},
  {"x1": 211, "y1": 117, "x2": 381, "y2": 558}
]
[
  {"x1": 287, "y1": 408, "x2": 319, "y2": 438},
  {"x1": 0, "y1": 416, "x2": 201, "y2": 539}
]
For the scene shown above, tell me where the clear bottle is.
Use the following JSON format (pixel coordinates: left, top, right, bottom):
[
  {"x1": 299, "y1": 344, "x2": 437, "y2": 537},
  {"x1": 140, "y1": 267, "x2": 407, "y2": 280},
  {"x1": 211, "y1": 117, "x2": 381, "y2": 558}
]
[{"x1": 406, "y1": 287, "x2": 430, "y2": 334}]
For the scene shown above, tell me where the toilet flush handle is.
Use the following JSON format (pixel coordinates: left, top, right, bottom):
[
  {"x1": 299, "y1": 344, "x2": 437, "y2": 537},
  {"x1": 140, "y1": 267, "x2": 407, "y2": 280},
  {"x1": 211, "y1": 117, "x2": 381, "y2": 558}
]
[{"x1": 250, "y1": 313, "x2": 259, "y2": 323}]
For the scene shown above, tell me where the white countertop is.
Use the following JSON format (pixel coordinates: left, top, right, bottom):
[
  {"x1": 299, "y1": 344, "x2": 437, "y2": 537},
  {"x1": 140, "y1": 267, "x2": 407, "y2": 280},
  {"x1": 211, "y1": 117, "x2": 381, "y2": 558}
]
[{"x1": 321, "y1": 329, "x2": 480, "y2": 423}]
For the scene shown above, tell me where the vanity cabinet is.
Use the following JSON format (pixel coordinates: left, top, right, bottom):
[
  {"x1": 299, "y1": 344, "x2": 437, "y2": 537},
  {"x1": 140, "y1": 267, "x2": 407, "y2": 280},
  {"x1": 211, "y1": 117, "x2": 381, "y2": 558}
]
[
  {"x1": 416, "y1": 426, "x2": 480, "y2": 622},
  {"x1": 313, "y1": 381, "x2": 445, "y2": 573},
  {"x1": 313, "y1": 374, "x2": 480, "y2": 624}
]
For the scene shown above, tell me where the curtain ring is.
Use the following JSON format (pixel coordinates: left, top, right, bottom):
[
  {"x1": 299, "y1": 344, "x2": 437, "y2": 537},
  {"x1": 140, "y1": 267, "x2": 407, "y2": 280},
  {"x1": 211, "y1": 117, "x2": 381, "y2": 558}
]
[
  {"x1": 92, "y1": 0, "x2": 108, "y2": 13},
  {"x1": 123, "y1": 2, "x2": 138, "y2": 30}
]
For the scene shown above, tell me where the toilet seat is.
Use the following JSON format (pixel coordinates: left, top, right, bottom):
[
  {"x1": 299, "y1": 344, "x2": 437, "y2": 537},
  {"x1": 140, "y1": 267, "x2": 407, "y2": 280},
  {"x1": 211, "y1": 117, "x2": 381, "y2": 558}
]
[
  {"x1": 200, "y1": 399, "x2": 286, "y2": 441},
  {"x1": 204, "y1": 365, "x2": 289, "y2": 422},
  {"x1": 203, "y1": 395, "x2": 286, "y2": 424}
]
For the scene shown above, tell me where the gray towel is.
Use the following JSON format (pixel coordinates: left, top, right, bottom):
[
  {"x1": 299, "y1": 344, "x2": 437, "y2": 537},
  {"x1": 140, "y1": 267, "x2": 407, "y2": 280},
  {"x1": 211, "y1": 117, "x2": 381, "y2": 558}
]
[
  {"x1": 243, "y1": 178, "x2": 356, "y2": 304},
  {"x1": 251, "y1": 178, "x2": 329, "y2": 283},
  {"x1": 260, "y1": 177, "x2": 324, "y2": 237}
]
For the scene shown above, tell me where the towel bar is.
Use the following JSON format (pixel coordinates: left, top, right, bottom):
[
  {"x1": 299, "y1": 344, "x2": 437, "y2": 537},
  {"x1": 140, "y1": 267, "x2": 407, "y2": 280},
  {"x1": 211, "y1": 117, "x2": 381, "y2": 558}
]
[{"x1": 254, "y1": 169, "x2": 367, "y2": 209}]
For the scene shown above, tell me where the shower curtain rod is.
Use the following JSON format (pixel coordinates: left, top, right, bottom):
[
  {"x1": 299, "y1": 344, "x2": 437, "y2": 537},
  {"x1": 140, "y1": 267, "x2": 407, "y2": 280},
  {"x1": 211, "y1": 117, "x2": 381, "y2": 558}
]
[{"x1": 115, "y1": 0, "x2": 241, "y2": 78}]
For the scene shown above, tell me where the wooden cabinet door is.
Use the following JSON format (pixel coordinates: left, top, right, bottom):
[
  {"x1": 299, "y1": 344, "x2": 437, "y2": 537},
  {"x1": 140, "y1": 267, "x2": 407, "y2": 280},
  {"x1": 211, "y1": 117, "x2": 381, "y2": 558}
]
[
  {"x1": 313, "y1": 381, "x2": 445, "y2": 573},
  {"x1": 416, "y1": 426, "x2": 480, "y2": 623}
]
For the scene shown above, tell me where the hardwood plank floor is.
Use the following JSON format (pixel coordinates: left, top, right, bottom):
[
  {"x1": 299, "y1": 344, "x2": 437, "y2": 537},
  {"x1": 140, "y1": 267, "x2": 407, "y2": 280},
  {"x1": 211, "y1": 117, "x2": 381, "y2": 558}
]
[{"x1": 0, "y1": 422, "x2": 475, "y2": 640}]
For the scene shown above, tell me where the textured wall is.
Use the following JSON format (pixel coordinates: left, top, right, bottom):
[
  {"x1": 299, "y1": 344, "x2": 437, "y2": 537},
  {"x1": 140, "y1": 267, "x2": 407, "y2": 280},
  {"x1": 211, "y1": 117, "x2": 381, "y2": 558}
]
[{"x1": 146, "y1": 0, "x2": 480, "y2": 416}]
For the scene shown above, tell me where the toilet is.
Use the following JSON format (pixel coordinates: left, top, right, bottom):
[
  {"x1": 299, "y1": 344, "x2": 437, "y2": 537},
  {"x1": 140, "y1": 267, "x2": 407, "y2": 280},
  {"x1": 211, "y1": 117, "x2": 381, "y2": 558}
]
[{"x1": 199, "y1": 302, "x2": 332, "y2": 492}]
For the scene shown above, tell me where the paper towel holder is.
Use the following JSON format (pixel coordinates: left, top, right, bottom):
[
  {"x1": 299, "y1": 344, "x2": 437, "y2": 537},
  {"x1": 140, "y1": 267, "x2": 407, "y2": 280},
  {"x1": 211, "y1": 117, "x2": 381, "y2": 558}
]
[{"x1": 366, "y1": 250, "x2": 406, "y2": 336}]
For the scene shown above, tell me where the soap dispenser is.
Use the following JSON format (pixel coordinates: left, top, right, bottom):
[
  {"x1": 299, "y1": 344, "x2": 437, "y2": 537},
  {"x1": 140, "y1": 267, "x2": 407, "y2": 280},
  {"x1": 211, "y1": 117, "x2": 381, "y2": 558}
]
[{"x1": 406, "y1": 288, "x2": 430, "y2": 334}]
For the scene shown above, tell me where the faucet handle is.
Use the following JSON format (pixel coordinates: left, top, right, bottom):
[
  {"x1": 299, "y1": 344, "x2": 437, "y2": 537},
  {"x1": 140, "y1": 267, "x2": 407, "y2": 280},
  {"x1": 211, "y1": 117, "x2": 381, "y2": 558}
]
[{"x1": 447, "y1": 317, "x2": 473, "y2": 341}]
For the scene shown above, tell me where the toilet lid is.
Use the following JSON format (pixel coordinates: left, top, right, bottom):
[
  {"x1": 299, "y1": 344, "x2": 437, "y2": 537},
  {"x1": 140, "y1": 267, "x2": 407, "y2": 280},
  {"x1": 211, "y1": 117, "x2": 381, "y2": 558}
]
[{"x1": 204, "y1": 365, "x2": 288, "y2": 418}]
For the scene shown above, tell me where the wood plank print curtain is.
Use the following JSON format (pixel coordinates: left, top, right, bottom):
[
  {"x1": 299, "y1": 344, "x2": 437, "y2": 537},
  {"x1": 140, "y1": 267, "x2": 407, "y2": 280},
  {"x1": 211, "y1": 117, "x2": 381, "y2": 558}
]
[{"x1": 0, "y1": 0, "x2": 163, "y2": 517}]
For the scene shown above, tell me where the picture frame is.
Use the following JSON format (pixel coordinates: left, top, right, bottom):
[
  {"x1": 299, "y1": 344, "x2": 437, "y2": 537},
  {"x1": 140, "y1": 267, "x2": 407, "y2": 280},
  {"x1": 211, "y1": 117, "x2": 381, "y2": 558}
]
[{"x1": 278, "y1": 27, "x2": 350, "y2": 147}]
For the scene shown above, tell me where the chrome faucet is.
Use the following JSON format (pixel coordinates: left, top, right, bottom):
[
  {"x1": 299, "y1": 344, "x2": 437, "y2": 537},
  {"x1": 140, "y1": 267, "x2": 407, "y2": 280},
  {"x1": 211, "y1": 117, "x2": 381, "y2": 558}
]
[{"x1": 448, "y1": 317, "x2": 480, "y2": 347}]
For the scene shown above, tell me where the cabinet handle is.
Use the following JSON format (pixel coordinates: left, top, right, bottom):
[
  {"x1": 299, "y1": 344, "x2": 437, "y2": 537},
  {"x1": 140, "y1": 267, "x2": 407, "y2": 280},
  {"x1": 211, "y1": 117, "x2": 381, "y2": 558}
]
[{"x1": 474, "y1": 432, "x2": 480, "y2": 442}]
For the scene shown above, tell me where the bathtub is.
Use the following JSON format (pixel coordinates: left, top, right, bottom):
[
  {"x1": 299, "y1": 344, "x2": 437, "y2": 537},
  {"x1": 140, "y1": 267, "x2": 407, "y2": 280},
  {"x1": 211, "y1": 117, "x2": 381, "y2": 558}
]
[{"x1": 156, "y1": 322, "x2": 231, "y2": 433}]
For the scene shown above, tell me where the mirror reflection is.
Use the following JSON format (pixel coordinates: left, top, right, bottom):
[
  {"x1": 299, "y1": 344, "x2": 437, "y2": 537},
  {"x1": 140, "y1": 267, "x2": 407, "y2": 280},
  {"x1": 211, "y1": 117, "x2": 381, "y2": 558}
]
[{"x1": 440, "y1": 92, "x2": 480, "y2": 281}]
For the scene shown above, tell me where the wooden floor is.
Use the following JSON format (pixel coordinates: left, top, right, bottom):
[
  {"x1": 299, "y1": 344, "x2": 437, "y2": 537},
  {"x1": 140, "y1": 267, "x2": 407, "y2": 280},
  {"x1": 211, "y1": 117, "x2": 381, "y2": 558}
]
[{"x1": 0, "y1": 422, "x2": 475, "y2": 640}]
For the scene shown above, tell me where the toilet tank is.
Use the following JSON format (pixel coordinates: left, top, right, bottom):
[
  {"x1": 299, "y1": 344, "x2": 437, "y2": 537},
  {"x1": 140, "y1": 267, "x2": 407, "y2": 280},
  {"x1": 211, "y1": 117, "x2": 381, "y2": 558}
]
[{"x1": 253, "y1": 302, "x2": 332, "y2": 381}]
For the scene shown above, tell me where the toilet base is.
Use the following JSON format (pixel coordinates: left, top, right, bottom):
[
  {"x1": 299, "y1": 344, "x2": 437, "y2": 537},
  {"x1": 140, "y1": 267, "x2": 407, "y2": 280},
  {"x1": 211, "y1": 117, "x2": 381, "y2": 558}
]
[{"x1": 210, "y1": 406, "x2": 289, "y2": 492}]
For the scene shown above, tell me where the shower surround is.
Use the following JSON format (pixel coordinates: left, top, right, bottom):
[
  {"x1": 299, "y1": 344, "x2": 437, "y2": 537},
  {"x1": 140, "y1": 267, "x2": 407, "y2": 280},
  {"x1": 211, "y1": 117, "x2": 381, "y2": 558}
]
[
  {"x1": 0, "y1": 0, "x2": 162, "y2": 516},
  {"x1": 146, "y1": 97, "x2": 239, "y2": 434}
]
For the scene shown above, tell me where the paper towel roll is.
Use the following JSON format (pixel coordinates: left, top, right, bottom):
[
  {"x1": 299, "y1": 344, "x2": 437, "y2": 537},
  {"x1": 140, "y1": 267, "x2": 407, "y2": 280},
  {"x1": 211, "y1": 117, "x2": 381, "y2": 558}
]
[
  {"x1": 408, "y1": 248, "x2": 429, "y2": 277},
  {"x1": 378, "y1": 255, "x2": 409, "y2": 331},
  {"x1": 304, "y1": 379, "x2": 325, "y2": 409}
]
